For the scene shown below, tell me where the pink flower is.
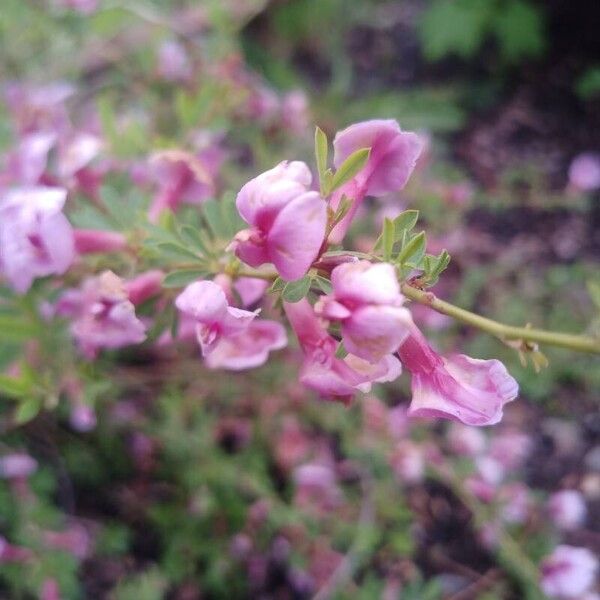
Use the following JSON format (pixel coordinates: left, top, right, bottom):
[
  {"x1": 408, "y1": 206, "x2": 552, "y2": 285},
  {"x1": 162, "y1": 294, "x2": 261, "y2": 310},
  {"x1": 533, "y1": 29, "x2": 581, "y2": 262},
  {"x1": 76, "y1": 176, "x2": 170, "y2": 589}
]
[
  {"x1": 315, "y1": 261, "x2": 412, "y2": 363},
  {"x1": 499, "y1": 482, "x2": 531, "y2": 524},
  {"x1": 390, "y1": 441, "x2": 424, "y2": 484},
  {"x1": 333, "y1": 119, "x2": 423, "y2": 197},
  {"x1": 56, "y1": 271, "x2": 147, "y2": 358},
  {"x1": 175, "y1": 280, "x2": 257, "y2": 356},
  {"x1": 447, "y1": 423, "x2": 486, "y2": 456},
  {"x1": 329, "y1": 120, "x2": 422, "y2": 243},
  {"x1": 398, "y1": 326, "x2": 518, "y2": 426},
  {"x1": 231, "y1": 161, "x2": 327, "y2": 281},
  {"x1": 488, "y1": 429, "x2": 531, "y2": 469},
  {"x1": 124, "y1": 270, "x2": 164, "y2": 305},
  {"x1": 74, "y1": 229, "x2": 127, "y2": 254},
  {"x1": 0, "y1": 536, "x2": 33, "y2": 563},
  {"x1": 69, "y1": 403, "x2": 97, "y2": 432},
  {"x1": 284, "y1": 298, "x2": 401, "y2": 403},
  {"x1": 0, "y1": 187, "x2": 74, "y2": 293},
  {"x1": 281, "y1": 90, "x2": 310, "y2": 134},
  {"x1": 147, "y1": 142, "x2": 223, "y2": 222},
  {"x1": 547, "y1": 490, "x2": 587, "y2": 531},
  {"x1": 57, "y1": 132, "x2": 102, "y2": 179},
  {"x1": 568, "y1": 153, "x2": 600, "y2": 192},
  {"x1": 5, "y1": 131, "x2": 56, "y2": 184},
  {"x1": 0, "y1": 453, "x2": 37, "y2": 479},
  {"x1": 540, "y1": 545, "x2": 598, "y2": 598},
  {"x1": 157, "y1": 40, "x2": 193, "y2": 83},
  {"x1": 205, "y1": 319, "x2": 287, "y2": 370}
]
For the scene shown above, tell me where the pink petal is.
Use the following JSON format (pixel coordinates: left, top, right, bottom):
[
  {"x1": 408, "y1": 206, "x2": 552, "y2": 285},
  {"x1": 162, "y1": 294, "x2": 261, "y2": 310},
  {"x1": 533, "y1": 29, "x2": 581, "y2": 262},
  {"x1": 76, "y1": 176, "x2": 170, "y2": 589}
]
[
  {"x1": 175, "y1": 281, "x2": 228, "y2": 322},
  {"x1": 342, "y1": 304, "x2": 413, "y2": 362},
  {"x1": 267, "y1": 191, "x2": 327, "y2": 281},
  {"x1": 331, "y1": 261, "x2": 401, "y2": 305}
]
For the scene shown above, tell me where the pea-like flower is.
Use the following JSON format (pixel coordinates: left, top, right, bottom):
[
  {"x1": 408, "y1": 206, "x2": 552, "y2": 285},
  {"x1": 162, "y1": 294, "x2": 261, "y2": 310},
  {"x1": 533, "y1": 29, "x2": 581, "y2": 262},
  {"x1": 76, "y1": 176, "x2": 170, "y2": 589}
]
[
  {"x1": 0, "y1": 187, "x2": 74, "y2": 293},
  {"x1": 284, "y1": 298, "x2": 401, "y2": 403},
  {"x1": 540, "y1": 545, "x2": 598, "y2": 598},
  {"x1": 315, "y1": 261, "x2": 413, "y2": 363},
  {"x1": 397, "y1": 325, "x2": 519, "y2": 426},
  {"x1": 329, "y1": 119, "x2": 423, "y2": 243},
  {"x1": 175, "y1": 280, "x2": 258, "y2": 356},
  {"x1": 56, "y1": 271, "x2": 146, "y2": 359},
  {"x1": 230, "y1": 161, "x2": 327, "y2": 281}
]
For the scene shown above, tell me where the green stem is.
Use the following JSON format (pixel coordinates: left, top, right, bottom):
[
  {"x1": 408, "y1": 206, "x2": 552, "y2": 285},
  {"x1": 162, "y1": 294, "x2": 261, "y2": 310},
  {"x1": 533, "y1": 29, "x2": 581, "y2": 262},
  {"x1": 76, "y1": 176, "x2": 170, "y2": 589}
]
[
  {"x1": 202, "y1": 265, "x2": 600, "y2": 355},
  {"x1": 401, "y1": 283, "x2": 600, "y2": 354}
]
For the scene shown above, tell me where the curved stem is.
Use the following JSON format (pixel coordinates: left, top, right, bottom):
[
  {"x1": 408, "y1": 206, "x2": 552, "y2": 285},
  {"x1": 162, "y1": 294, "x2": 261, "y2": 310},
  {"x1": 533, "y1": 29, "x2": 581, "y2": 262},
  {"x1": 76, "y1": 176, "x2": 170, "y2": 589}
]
[
  {"x1": 206, "y1": 265, "x2": 600, "y2": 355},
  {"x1": 401, "y1": 284, "x2": 600, "y2": 354}
]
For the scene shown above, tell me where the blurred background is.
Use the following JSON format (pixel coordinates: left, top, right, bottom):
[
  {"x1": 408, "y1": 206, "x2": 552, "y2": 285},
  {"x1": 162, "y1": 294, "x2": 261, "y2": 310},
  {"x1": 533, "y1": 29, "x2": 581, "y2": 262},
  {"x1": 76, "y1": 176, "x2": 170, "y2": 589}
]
[{"x1": 0, "y1": 1, "x2": 599, "y2": 598}]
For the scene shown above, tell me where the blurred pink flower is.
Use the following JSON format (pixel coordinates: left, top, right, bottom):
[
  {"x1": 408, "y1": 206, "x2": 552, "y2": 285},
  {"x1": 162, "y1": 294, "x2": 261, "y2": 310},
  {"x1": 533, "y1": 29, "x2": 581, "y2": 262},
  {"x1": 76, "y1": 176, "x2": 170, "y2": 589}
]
[
  {"x1": 0, "y1": 536, "x2": 33, "y2": 563},
  {"x1": 43, "y1": 523, "x2": 91, "y2": 559},
  {"x1": 488, "y1": 429, "x2": 531, "y2": 470},
  {"x1": 175, "y1": 280, "x2": 257, "y2": 356},
  {"x1": 40, "y1": 579, "x2": 61, "y2": 600},
  {"x1": 157, "y1": 40, "x2": 193, "y2": 83},
  {"x1": 499, "y1": 482, "x2": 531, "y2": 524},
  {"x1": 284, "y1": 299, "x2": 401, "y2": 403},
  {"x1": 147, "y1": 142, "x2": 223, "y2": 222},
  {"x1": 540, "y1": 545, "x2": 598, "y2": 598},
  {"x1": 398, "y1": 326, "x2": 518, "y2": 426},
  {"x1": 4, "y1": 81, "x2": 74, "y2": 135},
  {"x1": 0, "y1": 186, "x2": 74, "y2": 293},
  {"x1": 315, "y1": 261, "x2": 412, "y2": 362},
  {"x1": 56, "y1": 271, "x2": 146, "y2": 358},
  {"x1": 568, "y1": 153, "x2": 600, "y2": 192},
  {"x1": 294, "y1": 463, "x2": 341, "y2": 511},
  {"x1": 281, "y1": 90, "x2": 310, "y2": 134},
  {"x1": 329, "y1": 119, "x2": 422, "y2": 242},
  {"x1": 54, "y1": 0, "x2": 98, "y2": 14},
  {"x1": 69, "y1": 403, "x2": 97, "y2": 432},
  {"x1": 231, "y1": 161, "x2": 326, "y2": 281},
  {"x1": 5, "y1": 131, "x2": 56, "y2": 184},
  {"x1": 0, "y1": 453, "x2": 37, "y2": 479},
  {"x1": 124, "y1": 270, "x2": 164, "y2": 306},
  {"x1": 390, "y1": 440, "x2": 424, "y2": 483},
  {"x1": 447, "y1": 423, "x2": 486, "y2": 457},
  {"x1": 547, "y1": 490, "x2": 587, "y2": 531}
]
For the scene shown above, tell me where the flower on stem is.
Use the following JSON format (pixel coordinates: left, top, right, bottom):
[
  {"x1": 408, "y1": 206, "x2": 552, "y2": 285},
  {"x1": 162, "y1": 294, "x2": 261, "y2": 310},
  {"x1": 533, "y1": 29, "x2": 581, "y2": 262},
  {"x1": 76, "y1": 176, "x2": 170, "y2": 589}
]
[
  {"x1": 315, "y1": 261, "x2": 413, "y2": 363},
  {"x1": 284, "y1": 298, "x2": 401, "y2": 403},
  {"x1": 540, "y1": 545, "x2": 598, "y2": 598},
  {"x1": 568, "y1": 153, "x2": 600, "y2": 192},
  {"x1": 230, "y1": 161, "x2": 327, "y2": 281},
  {"x1": 397, "y1": 325, "x2": 518, "y2": 426},
  {"x1": 0, "y1": 186, "x2": 74, "y2": 293},
  {"x1": 147, "y1": 142, "x2": 223, "y2": 222},
  {"x1": 175, "y1": 280, "x2": 258, "y2": 356},
  {"x1": 56, "y1": 271, "x2": 146, "y2": 358},
  {"x1": 329, "y1": 119, "x2": 423, "y2": 243}
]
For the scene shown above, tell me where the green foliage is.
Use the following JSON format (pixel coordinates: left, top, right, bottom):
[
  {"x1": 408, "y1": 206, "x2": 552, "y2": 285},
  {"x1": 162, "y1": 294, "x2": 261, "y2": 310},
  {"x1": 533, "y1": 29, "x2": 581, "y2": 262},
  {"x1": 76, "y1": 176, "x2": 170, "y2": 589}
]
[
  {"x1": 419, "y1": 0, "x2": 546, "y2": 66},
  {"x1": 577, "y1": 66, "x2": 600, "y2": 99}
]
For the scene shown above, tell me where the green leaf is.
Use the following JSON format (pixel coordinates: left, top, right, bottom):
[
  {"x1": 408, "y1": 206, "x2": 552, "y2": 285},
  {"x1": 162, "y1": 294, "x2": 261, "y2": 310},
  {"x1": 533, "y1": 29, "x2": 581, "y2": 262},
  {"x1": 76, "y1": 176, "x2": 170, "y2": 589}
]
[
  {"x1": 397, "y1": 231, "x2": 427, "y2": 267},
  {"x1": 14, "y1": 397, "x2": 41, "y2": 425},
  {"x1": 179, "y1": 225, "x2": 210, "y2": 256},
  {"x1": 268, "y1": 277, "x2": 286, "y2": 294},
  {"x1": 382, "y1": 218, "x2": 395, "y2": 261},
  {"x1": 0, "y1": 374, "x2": 30, "y2": 398},
  {"x1": 156, "y1": 242, "x2": 203, "y2": 262},
  {"x1": 282, "y1": 276, "x2": 312, "y2": 303},
  {"x1": 314, "y1": 275, "x2": 332, "y2": 295},
  {"x1": 492, "y1": 0, "x2": 546, "y2": 63},
  {"x1": 587, "y1": 280, "x2": 600, "y2": 311},
  {"x1": 394, "y1": 210, "x2": 420, "y2": 238},
  {"x1": 335, "y1": 342, "x2": 348, "y2": 359},
  {"x1": 201, "y1": 200, "x2": 225, "y2": 239},
  {"x1": 0, "y1": 314, "x2": 39, "y2": 341},
  {"x1": 330, "y1": 147, "x2": 370, "y2": 193},
  {"x1": 315, "y1": 126, "x2": 329, "y2": 183},
  {"x1": 162, "y1": 269, "x2": 209, "y2": 288}
]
